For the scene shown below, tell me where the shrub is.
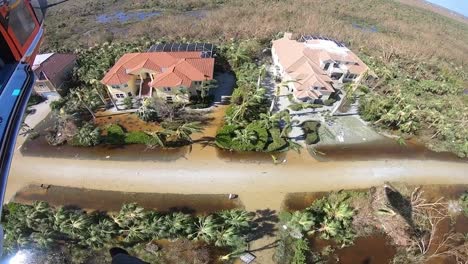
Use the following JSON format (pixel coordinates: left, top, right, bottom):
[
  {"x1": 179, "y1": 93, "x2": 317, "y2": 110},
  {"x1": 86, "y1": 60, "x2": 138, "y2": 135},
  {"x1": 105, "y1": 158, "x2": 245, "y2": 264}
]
[
  {"x1": 267, "y1": 128, "x2": 288, "y2": 152},
  {"x1": 301, "y1": 121, "x2": 320, "y2": 132},
  {"x1": 72, "y1": 123, "x2": 101, "y2": 147},
  {"x1": 292, "y1": 238, "x2": 309, "y2": 264},
  {"x1": 105, "y1": 124, "x2": 126, "y2": 145},
  {"x1": 123, "y1": 96, "x2": 133, "y2": 109},
  {"x1": 324, "y1": 98, "x2": 337, "y2": 106},
  {"x1": 50, "y1": 97, "x2": 67, "y2": 111},
  {"x1": 305, "y1": 133, "x2": 319, "y2": 145},
  {"x1": 125, "y1": 131, "x2": 151, "y2": 145},
  {"x1": 215, "y1": 125, "x2": 237, "y2": 149},
  {"x1": 28, "y1": 94, "x2": 44, "y2": 107},
  {"x1": 289, "y1": 103, "x2": 304, "y2": 111},
  {"x1": 246, "y1": 121, "x2": 268, "y2": 151}
]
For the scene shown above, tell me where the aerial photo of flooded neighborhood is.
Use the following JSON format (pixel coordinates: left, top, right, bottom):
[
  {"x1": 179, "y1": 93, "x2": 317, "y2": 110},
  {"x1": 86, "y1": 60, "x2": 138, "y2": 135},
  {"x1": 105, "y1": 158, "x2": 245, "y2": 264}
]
[{"x1": 1, "y1": 0, "x2": 467, "y2": 263}]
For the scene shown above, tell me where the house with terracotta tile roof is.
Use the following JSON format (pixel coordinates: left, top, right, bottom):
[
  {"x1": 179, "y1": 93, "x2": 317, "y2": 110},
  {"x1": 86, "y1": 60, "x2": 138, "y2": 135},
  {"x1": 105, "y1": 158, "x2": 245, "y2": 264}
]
[
  {"x1": 32, "y1": 53, "x2": 77, "y2": 97},
  {"x1": 272, "y1": 33, "x2": 369, "y2": 103},
  {"x1": 101, "y1": 51, "x2": 214, "y2": 104}
]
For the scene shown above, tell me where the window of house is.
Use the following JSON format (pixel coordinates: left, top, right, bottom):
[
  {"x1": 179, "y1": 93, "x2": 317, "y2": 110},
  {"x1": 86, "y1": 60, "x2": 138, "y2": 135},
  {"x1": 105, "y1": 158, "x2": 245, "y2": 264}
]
[
  {"x1": 163, "y1": 87, "x2": 171, "y2": 92},
  {"x1": 347, "y1": 74, "x2": 357, "y2": 79},
  {"x1": 124, "y1": 84, "x2": 128, "y2": 88},
  {"x1": 324, "y1": 62, "x2": 330, "y2": 70},
  {"x1": 194, "y1": 81, "x2": 202, "y2": 86},
  {"x1": 333, "y1": 63, "x2": 339, "y2": 68},
  {"x1": 313, "y1": 86, "x2": 319, "y2": 90}
]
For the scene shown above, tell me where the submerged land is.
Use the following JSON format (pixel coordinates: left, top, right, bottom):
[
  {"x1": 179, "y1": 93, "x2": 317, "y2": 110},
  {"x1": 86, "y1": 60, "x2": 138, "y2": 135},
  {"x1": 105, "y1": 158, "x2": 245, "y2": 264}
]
[{"x1": 3, "y1": 0, "x2": 468, "y2": 263}]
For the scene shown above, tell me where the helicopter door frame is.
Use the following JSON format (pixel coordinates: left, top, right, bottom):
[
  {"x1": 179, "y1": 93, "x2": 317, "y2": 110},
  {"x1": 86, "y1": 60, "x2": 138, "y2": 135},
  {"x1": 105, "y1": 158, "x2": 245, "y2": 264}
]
[{"x1": 2, "y1": 0, "x2": 40, "y2": 61}]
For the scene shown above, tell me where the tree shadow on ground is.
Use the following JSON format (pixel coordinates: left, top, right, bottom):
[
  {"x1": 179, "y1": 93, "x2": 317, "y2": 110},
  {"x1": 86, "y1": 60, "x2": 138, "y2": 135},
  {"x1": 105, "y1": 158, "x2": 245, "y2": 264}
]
[{"x1": 248, "y1": 209, "x2": 279, "y2": 241}]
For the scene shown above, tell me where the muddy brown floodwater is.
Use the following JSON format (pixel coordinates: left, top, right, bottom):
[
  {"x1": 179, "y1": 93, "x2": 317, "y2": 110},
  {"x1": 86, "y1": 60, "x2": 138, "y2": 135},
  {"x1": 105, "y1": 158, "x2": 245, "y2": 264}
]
[
  {"x1": 313, "y1": 138, "x2": 464, "y2": 162},
  {"x1": 12, "y1": 185, "x2": 243, "y2": 214}
]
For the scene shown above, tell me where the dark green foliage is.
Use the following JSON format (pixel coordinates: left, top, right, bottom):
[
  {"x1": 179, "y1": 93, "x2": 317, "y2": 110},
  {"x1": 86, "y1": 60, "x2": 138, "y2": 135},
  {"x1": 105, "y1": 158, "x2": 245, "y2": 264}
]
[
  {"x1": 301, "y1": 121, "x2": 320, "y2": 132},
  {"x1": 323, "y1": 98, "x2": 337, "y2": 106},
  {"x1": 104, "y1": 124, "x2": 126, "y2": 145},
  {"x1": 306, "y1": 193, "x2": 356, "y2": 247},
  {"x1": 289, "y1": 103, "x2": 304, "y2": 111},
  {"x1": 301, "y1": 121, "x2": 320, "y2": 145},
  {"x1": 305, "y1": 133, "x2": 319, "y2": 145},
  {"x1": 292, "y1": 238, "x2": 310, "y2": 264},
  {"x1": 123, "y1": 96, "x2": 133, "y2": 109},
  {"x1": 245, "y1": 121, "x2": 268, "y2": 151},
  {"x1": 215, "y1": 124, "x2": 238, "y2": 149},
  {"x1": 124, "y1": 131, "x2": 152, "y2": 145},
  {"x1": 2, "y1": 202, "x2": 253, "y2": 260},
  {"x1": 28, "y1": 94, "x2": 44, "y2": 107},
  {"x1": 49, "y1": 97, "x2": 67, "y2": 111},
  {"x1": 267, "y1": 128, "x2": 288, "y2": 152}
]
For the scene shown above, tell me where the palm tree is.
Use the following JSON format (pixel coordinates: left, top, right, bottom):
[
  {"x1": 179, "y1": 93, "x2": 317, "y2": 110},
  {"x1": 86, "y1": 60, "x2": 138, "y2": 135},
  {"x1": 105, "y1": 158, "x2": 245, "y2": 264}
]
[
  {"x1": 25, "y1": 201, "x2": 54, "y2": 231},
  {"x1": 319, "y1": 218, "x2": 341, "y2": 240},
  {"x1": 165, "y1": 121, "x2": 203, "y2": 143},
  {"x1": 218, "y1": 210, "x2": 251, "y2": 230},
  {"x1": 83, "y1": 218, "x2": 118, "y2": 249},
  {"x1": 30, "y1": 230, "x2": 55, "y2": 248},
  {"x1": 232, "y1": 129, "x2": 257, "y2": 146},
  {"x1": 323, "y1": 202, "x2": 354, "y2": 221},
  {"x1": 59, "y1": 211, "x2": 90, "y2": 239},
  {"x1": 227, "y1": 44, "x2": 250, "y2": 68},
  {"x1": 144, "y1": 131, "x2": 167, "y2": 149},
  {"x1": 257, "y1": 64, "x2": 267, "y2": 89},
  {"x1": 75, "y1": 123, "x2": 101, "y2": 146},
  {"x1": 69, "y1": 89, "x2": 96, "y2": 119},
  {"x1": 112, "y1": 203, "x2": 147, "y2": 229},
  {"x1": 285, "y1": 211, "x2": 315, "y2": 238},
  {"x1": 199, "y1": 80, "x2": 217, "y2": 102},
  {"x1": 189, "y1": 215, "x2": 219, "y2": 243},
  {"x1": 166, "y1": 212, "x2": 195, "y2": 238}
]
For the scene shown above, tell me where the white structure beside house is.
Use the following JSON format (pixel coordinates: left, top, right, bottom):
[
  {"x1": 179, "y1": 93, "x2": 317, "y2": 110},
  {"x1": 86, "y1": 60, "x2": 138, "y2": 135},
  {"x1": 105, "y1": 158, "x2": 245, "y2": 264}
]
[{"x1": 272, "y1": 33, "x2": 369, "y2": 103}]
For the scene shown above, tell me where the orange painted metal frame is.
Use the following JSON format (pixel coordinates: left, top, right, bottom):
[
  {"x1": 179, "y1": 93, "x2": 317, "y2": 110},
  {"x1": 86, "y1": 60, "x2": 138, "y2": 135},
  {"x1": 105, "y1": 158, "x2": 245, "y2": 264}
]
[{"x1": 7, "y1": 1, "x2": 40, "y2": 59}]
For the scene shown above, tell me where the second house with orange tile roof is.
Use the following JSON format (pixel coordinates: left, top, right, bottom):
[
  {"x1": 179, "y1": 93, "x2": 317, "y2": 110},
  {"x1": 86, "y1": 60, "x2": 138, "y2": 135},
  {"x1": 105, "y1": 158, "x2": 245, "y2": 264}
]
[
  {"x1": 272, "y1": 33, "x2": 369, "y2": 103},
  {"x1": 101, "y1": 51, "x2": 215, "y2": 104}
]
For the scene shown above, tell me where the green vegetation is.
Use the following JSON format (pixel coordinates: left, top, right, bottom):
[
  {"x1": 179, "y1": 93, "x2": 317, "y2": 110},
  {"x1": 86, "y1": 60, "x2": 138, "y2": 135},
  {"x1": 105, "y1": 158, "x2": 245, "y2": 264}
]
[
  {"x1": 102, "y1": 122, "x2": 203, "y2": 148},
  {"x1": 289, "y1": 102, "x2": 323, "y2": 112},
  {"x1": 71, "y1": 123, "x2": 101, "y2": 147},
  {"x1": 137, "y1": 98, "x2": 159, "y2": 122},
  {"x1": 27, "y1": 94, "x2": 44, "y2": 107},
  {"x1": 460, "y1": 192, "x2": 468, "y2": 216},
  {"x1": 215, "y1": 41, "x2": 300, "y2": 153},
  {"x1": 359, "y1": 55, "x2": 468, "y2": 157},
  {"x1": 301, "y1": 121, "x2": 320, "y2": 145},
  {"x1": 276, "y1": 192, "x2": 360, "y2": 264},
  {"x1": 292, "y1": 238, "x2": 310, "y2": 264},
  {"x1": 2, "y1": 202, "x2": 252, "y2": 262}
]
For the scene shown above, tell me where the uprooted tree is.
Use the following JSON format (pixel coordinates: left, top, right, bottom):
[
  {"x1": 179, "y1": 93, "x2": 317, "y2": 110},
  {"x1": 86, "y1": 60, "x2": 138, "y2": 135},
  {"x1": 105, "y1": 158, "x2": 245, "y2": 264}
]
[{"x1": 371, "y1": 184, "x2": 468, "y2": 264}]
